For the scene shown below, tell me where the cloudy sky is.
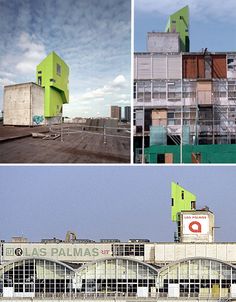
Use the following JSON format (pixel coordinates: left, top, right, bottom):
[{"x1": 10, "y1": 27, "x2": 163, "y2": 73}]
[
  {"x1": 0, "y1": 0, "x2": 131, "y2": 118},
  {"x1": 1, "y1": 166, "x2": 236, "y2": 242},
  {"x1": 135, "y1": 0, "x2": 236, "y2": 52}
]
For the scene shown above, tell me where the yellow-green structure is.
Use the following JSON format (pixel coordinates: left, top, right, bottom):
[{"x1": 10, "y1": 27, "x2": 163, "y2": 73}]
[
  {"x1": 171, "y1": 182, "x2": 196, "y2": 222},
  {"x1": 165, "y1": 6, "x2": 189, "y2": 52},
  {"x1": 36, "y1": 52, "x2": 69, "y2": 118}
]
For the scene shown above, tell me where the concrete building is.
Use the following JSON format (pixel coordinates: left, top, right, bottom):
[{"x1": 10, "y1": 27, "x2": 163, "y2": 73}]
[
  {"x1": 147, "y1": 32, "x2": 180, "y2": 53},
  {"x1": 111, "y1": 105, "x2": 121, "y2": 120},
  {"x1": 134, "y1": 6, "x2": 236, "y2": 163},
  {"x1": 3, "y1": 52, "x2": 69, "y2": 126},
  {"x1": 124, "y1": 106, "x2": 131, "y2": 122},
  {"x1": 0, "y1": 184, "x2": 236, "y2": 301},
  {"x1": 3, "y1": 83, "x2": 44, "y2": 126}
]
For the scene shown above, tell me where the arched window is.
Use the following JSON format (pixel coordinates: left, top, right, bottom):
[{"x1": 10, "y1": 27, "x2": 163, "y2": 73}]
[
  {"x1": 76, "y1": 257, "x2": 158, "y2": 297},
  {"x1": 0, "y1": 258, "x2": 75, "y2": 297},
  {"x1": 158, "y1": 258, "x2": 236, "y2": 299}
]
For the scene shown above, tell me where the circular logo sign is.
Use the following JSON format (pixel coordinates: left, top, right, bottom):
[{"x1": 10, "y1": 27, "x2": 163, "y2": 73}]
[{"x1": 15, "y1": 248, "x2": 23, "y2": 256}]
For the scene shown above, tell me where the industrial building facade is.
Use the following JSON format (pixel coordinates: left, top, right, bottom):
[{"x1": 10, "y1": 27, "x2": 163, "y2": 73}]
[
  {"x1": 134, "y1": 51, "x2": 236, "y2": 163},
  {"x1": 134, "y1": 6, "x2": 236, "y2": 163},
  {"x1": 2, "y1": 241, "x2": 236, "y2": 299}
]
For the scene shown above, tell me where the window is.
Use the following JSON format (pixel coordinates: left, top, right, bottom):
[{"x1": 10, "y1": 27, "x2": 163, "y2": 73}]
[
  {"x1": 157, "y1": 154, "x2": 165, "y2": 163},
  {"x1": 133, "y1": 82, "x2": 137, "y2": 99},
  {"x1": 112, "y1": 244, "x2": 144, "y2": 256},
  {"x1": 38, "y1": 71, "x2": 42, "y2": 74},
  {"x1": 56, "y1": 63, "x2": 61, "y2": 76},
  {"x1": 50, "y1": 78, "x2": 56, "y2": 83},
  {"x1": 191, "y1": 201, "x2": 196, "y2": 209},
  {"x1": 181, "y1": 191, "x2": 184, "y2": 200},
  {"x1": 38, "y1": 76, "x2": 42, "y2": 85},
  {"x1": 171, "y1": 198, "x2": 174, "y2": 206}
]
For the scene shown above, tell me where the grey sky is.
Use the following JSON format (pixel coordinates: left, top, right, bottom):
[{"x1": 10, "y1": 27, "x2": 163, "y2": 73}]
[
  {"x1": 0, "y1": 166, "x2": 235, "y2": 243},
  {"x1": 0, "y1": 0, "x2": 131, "y2": 118},
  {"x1": 135, "y1": 0, "x2": 236, "y2": 52}
]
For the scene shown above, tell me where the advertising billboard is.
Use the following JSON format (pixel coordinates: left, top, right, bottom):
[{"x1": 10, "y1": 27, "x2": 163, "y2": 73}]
[{"x1": 183, "y1": 214, "x2": 209, "y2": 235}]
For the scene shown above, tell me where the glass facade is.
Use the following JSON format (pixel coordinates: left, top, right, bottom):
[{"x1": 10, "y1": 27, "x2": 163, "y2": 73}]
[
  {"x1": 158, "y1": 258, "x2": 236, "y2": 298},
  {"x1": 0, "y1": 257, "x2": 236, "y2": 299},
  {"x1": 76, "y1": 258, "x2": 157, "y2": 297},
  {"x1": 0, "y1": 259, "x2": 75, "y2": 297}
]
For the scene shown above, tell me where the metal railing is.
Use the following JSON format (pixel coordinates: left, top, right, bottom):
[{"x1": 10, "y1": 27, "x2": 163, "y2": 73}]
[{"x1": 48, "y1": 124, "x2": 130, "y2": 143}]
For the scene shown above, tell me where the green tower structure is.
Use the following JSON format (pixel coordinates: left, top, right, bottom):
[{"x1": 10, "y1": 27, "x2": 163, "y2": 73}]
[
  {"x1": 36, "y1": 51, "x2": 69, "y2": 118},
  {"x1": 171, "y1": 182, "x2": 196, "y2": 222},
  {"x1": 165, "y1": 6, "x2": 190, "y2": 52}
]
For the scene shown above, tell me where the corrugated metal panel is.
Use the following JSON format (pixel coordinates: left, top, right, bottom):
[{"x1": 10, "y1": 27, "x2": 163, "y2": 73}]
[
  {"x1": 183, "y1": 55, "x2": 205, "y2": 79},
  {"x1": 152, "y1": 109, "x2": 167, "y2": 126},
  {"x1": 167, "y1": 55, "x2": 181, "y2": 79},
  {"x1": 212, "y1": 55, "x2": 226, "y2": 78},
  {"x1": 136, "y1": 55, "x2": 151, "y2": 79},
  {"x1": 152, "y1": 55, "x2": 166, "y2": 79},
  {"x1": 197, "y1": 81, "x2": 212, "y2": 105}
]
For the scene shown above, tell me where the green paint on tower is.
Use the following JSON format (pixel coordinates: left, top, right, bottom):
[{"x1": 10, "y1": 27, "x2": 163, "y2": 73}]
[
  {"x1": 165, "y1": 6, "x2": 190, "y2": 52},
  {"x1": 171, "y1": 182, "x2": 196, "y2": 222},
  {"x1": 36, "y1": 51, "x2": 69, "y2": 118}
]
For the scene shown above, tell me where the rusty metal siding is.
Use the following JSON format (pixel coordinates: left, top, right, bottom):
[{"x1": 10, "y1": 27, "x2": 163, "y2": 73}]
[
  {"x1": 212, "y1": 55, "x2": 227, "y2": 78},
  {"x1": 183, "y1": 55, "x2": 205, "y2": 79},
  {"x1": 197, "y1": 81, "x2": 212, "y2": 105}
]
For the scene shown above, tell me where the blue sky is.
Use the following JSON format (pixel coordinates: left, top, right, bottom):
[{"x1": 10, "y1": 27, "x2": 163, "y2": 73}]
[
  {"x1": 0, "y1": 166, "x2": 236, "y2": 242},
  {"x1": 0, "y1": 0, "x2": 131, "y2": 118},
  {"x1": 135, "y1": 0, "x2": 236, "y2": 52}
]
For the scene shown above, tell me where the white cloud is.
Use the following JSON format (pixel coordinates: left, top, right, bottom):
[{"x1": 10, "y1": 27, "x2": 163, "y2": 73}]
[
  {"x1": 113, "y1": 74, "x2": 126, "y2": 86},
  {"x1": 117, "y1": 99, "x2": 130, "y2": 105},
  {"x1": 0, "y1": 78, "x2": 15, "y2": 87},
  {"x1": 15, "y1": 32, "x2": 46, "y2": 74},
  {"x1": 79, "y1": 74, "x2": 127, "y2": 101},
  {"x1": 135, "y1": 0, "x2": 236, "y2": 20},
  {"x1": 0, "y1": 71, "x2": 15, "y2": 78}
]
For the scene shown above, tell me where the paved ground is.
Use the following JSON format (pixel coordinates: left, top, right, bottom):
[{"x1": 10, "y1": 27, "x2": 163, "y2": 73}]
[
  {"x1": 0, "y1": 125, "x2": 49, "y2": 142},
  {"x1": 0, "y1": 125, "x2": 130, "y2": 163}
]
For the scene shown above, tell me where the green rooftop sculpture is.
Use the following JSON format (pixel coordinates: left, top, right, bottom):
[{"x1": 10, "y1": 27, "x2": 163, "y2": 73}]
[
  {"x1": 36, "y1": 51, "x2": 69, "y2": 118},
  {"x1": 165, "y1": 6, "x2": 190, "y2": 52},
  {"x1": 171, "y1": 182, "x2": 196, "y2": 222}
]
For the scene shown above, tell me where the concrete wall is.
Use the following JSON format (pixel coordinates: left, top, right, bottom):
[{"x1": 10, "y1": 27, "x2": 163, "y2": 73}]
[
  {"x1": 3, "y1": 242, "x2": 236, "y2": 266},
  {"x1": 3, "y1": 83, "x2": 44, "y2": 126},
  {"x1": 147, "y1": 32, "x2": 180, "y2": 53},
  {"x1": 2, "y1": 242, "x2": 112, "y2": 263}
]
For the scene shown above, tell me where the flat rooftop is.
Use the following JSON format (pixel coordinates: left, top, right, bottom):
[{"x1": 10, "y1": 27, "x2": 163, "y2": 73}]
[{"x1": 0, "y1": 124, "x2": 130, "y2": 163}]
